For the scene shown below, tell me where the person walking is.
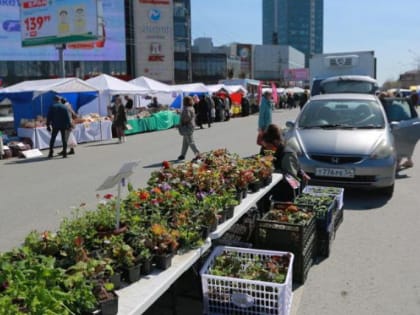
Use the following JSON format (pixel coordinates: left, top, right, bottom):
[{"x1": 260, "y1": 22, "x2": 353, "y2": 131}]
[
  {"x1": 111, "y1": 95, "x2": 127, "y2": 143},
  {"x1": 257, "y1": 90, "x2": 273, "y2": 153},
  {"x1": 57, "y1": 98, "x2": 77, "y2": 156},
  {"x1": 177, "y1": 96, "x2": 200, "y2": 160},
  {"x1": 46, "y1": 95, "x2": 72, "y2": 158}
]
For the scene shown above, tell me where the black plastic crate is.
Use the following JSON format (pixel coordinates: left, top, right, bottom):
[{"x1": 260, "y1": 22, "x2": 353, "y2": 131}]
[
  {"x1": 255, "y1": 206, "x2": 316, "y2": 254},
  {"x1": 293, "y1": 232, "x2": 316, "y2": 284},
  {"x1": 315, "y1": 219, "x2": 335, "y2": 258},
  {"x1": 294, "y1": 193, "x2": 336, "y2": 232},
  {"x1": 334, "y1": 206, "x2": 344, "y2": 232}
]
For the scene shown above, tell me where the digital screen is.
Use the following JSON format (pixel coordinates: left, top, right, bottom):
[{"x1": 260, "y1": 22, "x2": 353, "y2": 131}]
[{"x1": 0, "y1": 0, "x2": 126, "y2": 61}]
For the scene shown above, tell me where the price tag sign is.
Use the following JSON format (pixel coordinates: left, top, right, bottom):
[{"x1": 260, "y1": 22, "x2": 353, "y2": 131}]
[{"x1": 20, "y1": 0, "x2": 99, "y2": 47}]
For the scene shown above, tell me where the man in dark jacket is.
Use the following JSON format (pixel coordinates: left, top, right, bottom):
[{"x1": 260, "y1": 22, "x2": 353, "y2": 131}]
[{"x1": 46, "y1": 95, "x2": 72, "y2": 158}]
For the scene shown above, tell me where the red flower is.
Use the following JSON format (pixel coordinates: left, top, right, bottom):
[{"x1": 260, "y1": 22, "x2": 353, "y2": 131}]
[
  {"x1": 104, "y1": 193, "x2": 113, "y2": 200},
  {"x1": 162, "y1": 160, "x2": 171, "y2": 169},
  {"x1": 139, "y1": 191, "x2": 150, "y2": 200}
]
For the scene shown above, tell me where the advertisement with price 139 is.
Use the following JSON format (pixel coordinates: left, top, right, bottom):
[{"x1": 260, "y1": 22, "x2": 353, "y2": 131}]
[{"x1": 20, "y1": 0, "x2": 99, "y2": 47}]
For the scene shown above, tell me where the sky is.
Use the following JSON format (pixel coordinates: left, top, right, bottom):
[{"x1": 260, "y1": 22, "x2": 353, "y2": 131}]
[{"x1": 191, "y1": 0, "x2": 420, "y2": 86}]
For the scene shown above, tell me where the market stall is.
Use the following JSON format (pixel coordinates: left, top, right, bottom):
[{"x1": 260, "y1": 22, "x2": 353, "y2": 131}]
[
  {"x1": 0, "y1": 78, "x2": 99, "y2": 131},
  {"x1": 124, "y1": 110, "x2": 180, "y2": 135},
  {"x1": 85, "y1": 74, "x2": 149, "y2": 117},
  {"x1": 18, "y1": 119, "x2": 112, "y2": 149}
]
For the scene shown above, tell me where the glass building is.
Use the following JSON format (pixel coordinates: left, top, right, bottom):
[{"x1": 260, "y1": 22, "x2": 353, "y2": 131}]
[
  {"x1": 173, "y1": 0, "x2": 193, "y2": 83},
  {"x1": 262, "y1": 0, "x2": 323, "y2": 66}
]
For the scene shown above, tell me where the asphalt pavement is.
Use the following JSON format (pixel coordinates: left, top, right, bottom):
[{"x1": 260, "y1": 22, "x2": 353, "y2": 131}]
[{"x1": 1, "y1": 108, "x2": 419, "y2": 315}]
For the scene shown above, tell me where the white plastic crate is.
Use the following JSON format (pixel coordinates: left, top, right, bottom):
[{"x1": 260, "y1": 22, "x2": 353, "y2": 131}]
[
  {"x1": 200, "y1": 246, "x2": 294, "y2": 315},
  {"x1": 303, "y1": 185, "x2": 344, "y2": 210}
]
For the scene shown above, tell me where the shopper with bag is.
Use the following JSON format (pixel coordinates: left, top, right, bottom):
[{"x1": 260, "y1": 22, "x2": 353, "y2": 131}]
[
  {"x1": 177, "y1": 96, "x2": 200, "y2": 161},
  {"x1": 57, "y1": 98, "x2": 77, "y2": 156}
]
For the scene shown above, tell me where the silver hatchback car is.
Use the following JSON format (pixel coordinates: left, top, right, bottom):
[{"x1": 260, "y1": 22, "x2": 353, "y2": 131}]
[{"x1": 285, "y1": 93, "x2": 397, "y2": 197}]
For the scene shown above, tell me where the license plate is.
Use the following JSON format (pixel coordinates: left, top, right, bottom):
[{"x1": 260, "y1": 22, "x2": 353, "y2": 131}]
[{"x1": 315, "y1": 167, "x2": 355, "y2": 178}]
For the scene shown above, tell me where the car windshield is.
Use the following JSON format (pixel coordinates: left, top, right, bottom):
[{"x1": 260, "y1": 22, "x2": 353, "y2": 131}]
[{"x1": 298, "y1": 99, "x2": 385, "y2": 128}]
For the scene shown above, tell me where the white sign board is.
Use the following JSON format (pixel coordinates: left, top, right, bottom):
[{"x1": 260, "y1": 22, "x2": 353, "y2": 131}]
[{"x1": 133, "y1": 0, "x2": 175, "y2": 83}]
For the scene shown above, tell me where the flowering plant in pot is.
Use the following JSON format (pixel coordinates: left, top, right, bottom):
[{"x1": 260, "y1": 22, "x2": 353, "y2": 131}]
[
  {"x1": 149, "y1": 223, "x2": 179, "y2": 270},
  {"x1": 103, "y1": 235, "x2": 140, "y2": 284}
]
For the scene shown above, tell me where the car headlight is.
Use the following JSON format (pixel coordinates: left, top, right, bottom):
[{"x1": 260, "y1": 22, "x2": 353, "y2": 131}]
[
  {"x1": 286, "y1": 137, "x2": 302, "y2": 155},
  {"x1": 370, "y1": 139, "x2": 394, "y2": 159}
]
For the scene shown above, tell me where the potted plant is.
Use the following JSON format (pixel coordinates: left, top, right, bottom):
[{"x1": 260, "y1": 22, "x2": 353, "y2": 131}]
[
  {"x1": 105, "y1": 235, "x2": 141, "y2": 284},
  {"x1": 149, "y1": 223, "x2": 179, "y2": 270}
]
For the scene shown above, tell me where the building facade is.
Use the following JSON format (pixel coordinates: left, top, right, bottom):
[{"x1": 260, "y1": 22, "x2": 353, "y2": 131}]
[{"x1": 262, "y1": 0, "x2": 323, "y2": 66}]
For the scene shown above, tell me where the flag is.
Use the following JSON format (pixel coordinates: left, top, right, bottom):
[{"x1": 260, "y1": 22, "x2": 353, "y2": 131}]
[
  {"x1": 271, "y1": 82, "x2": 278, "y2": 104},
  {"x1": 257, "y1": 81, "x2": 263, "y2": 105}
]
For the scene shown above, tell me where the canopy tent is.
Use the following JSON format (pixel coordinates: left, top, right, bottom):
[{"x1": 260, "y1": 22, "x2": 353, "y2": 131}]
[
  {"x1": 0, "y1": 78, "x2": 98, "y2": 130},
  {"x1": 224, "y1": 85, "x2": 247, "y2": 94},
  {"x1": 129, "y1": 76, "x2": 173, "y2": 93},
  {"x1": 219, "y1": 78, "x2": 261, "y2": 88},
  {"x1": 171, "y1": 83, "x2": 209, "y2": 94},
  {"x1": 85, "y1": 74, "x2": 149, "y2": 116},
  {"x1": 284, "y1": 87, "x2": 305, "y2": 94},
  {"x1": 129, "y1": 76, "x2": 178, "y2": 108},
  {"x1": 206, "y1": 84, "x2": 229, "y2": 94}
]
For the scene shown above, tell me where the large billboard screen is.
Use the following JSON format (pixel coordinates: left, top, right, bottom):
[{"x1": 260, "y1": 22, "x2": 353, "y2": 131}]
[
  {"x1": 0, "y1": 0, "x2": 126, "y2": 61},
  {"x1": 20, "y1": 0, "x2": 99, "y2": 47}
]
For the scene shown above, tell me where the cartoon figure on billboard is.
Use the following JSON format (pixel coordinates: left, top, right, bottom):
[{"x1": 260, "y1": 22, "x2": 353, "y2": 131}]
[
  {"x1": 58, "y1": 9, "x2": 70, "y2": 35},
  {"x1": 73, "y1": 6, "x2": 86, "y2": 34}
]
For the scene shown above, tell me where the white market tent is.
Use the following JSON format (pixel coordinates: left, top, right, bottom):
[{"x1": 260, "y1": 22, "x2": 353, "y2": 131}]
[
  {"x1": 129, "y1": 76, "x2": 176, "y2": 107},
  {"x1": 285, "y1": 87, "x2": 305, "y2": 94},
  {"x1": 0, "y1": 77, "x2": 97, "y2": 95},
  {"x1": 224, "y1": 84, "x2": 247, "y2": 94},
  {"x1": 129, "y1": 76, "x2": 173, "y2": 93},
  {"x1": 171, "y1": 83, "x2": 209, "y2": 94},
  {"x1": 85, "y1": 74, "x2": 149, "y2": 116},
  {"x1": 206, "y1": 84, "x2": 228, "y2": 94}
]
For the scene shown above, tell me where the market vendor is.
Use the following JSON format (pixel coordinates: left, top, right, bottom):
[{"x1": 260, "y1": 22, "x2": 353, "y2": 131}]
[{"x1": 148, "y1": 97, "x2": 159, "y2": 109}]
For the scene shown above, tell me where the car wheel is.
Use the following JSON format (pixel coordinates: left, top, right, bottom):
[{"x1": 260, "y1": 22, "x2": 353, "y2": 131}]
[{"x1": 379, "y1": 184, "x2": 394, "y2": 198}]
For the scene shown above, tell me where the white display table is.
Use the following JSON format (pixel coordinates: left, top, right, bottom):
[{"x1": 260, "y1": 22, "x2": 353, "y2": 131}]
[
  {"x1": 116, "y1": 173, "x2": 282, "y2": 315},
  {"x1": 17, "y1": 120, "x2": 113, "y2": 149}
]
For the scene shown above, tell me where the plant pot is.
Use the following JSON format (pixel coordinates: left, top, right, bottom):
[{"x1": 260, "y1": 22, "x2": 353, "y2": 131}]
[
  {"x1": 217, "y1": 212, "x2": 226, "y2": 224},
  {"x1": 224, "y1": 206, "x2": 235, "y2": 220},
  {"x1": 155, "y1": 253, "x2": 173, "y2": 270},
  {"x1": 261, "y1": 175, "x2": 273, "y2": 187},
  {"x1": 109, "y1": 272, "x2": 122, "y2": 290},
  {"x1": 141, "y1": 258, "x2": 153, "y2": 275},
  {"x1": 248, "y1": 181, "x2": 261, "y2": 193},
  {"x1": 200, "y1": 225, "x2": 210, "y2": 239},
  {"x1": 209, "y1": 219, "x2": 218, "y2": 233},
  {"x1": 235, "y1": 190, "x2": 243, "y2": 203},
  {"x1": 125, "y1": 264, "x2": 141, "y2": 283},
  {"x1": 99, "y1": 292, "x2": 119, "y2": 315},
  {"x1": 242, "y1": 188, "x2": 248, "y2": 199}
]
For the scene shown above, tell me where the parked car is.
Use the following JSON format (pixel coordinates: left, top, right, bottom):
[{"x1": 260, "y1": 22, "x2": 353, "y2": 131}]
[
  {"x1": 284, "y1": 93, "x2": 397, "y2": 197},
  {"x1": 380, "y1": 97, "x2": 420, "y2": 162}
]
